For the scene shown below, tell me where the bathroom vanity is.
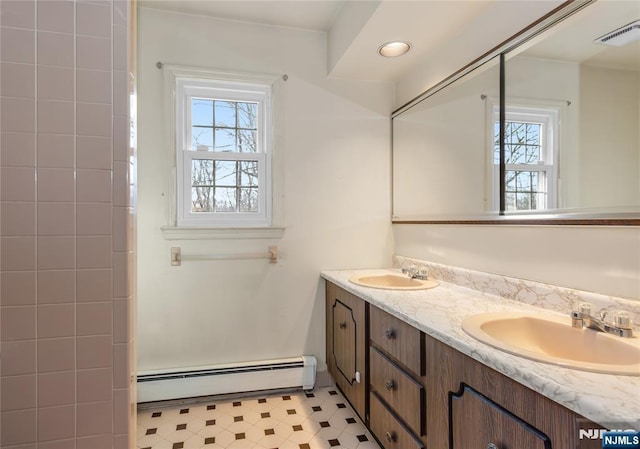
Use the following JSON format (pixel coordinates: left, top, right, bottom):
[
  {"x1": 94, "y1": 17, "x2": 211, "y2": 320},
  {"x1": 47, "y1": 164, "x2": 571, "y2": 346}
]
[{"x1": 323, "y1": 266, "x2": 639, "y2": 449}]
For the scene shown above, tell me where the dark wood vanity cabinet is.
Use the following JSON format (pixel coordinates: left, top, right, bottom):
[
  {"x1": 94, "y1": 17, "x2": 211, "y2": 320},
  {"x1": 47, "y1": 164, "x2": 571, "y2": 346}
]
[
  {"x1": 427, "y1": 335, "x2": 603, "y2": 449},
  {"x1": 326, "y1": 282, "x2": 366, "y2": 420},
  {"x1": 325, "y1": 281, "x2": 602, "y2": 449}
]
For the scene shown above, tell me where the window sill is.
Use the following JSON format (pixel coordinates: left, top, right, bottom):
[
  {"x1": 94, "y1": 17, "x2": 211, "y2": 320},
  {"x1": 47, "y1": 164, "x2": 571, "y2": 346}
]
[{"x1": 161, "y1": 226, "x2": 285, "y2": 240}]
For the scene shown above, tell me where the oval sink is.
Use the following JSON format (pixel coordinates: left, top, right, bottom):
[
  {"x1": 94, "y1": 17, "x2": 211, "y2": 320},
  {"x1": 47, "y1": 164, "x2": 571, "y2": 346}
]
[
  {"x1": 462, "y1": 312, "x2": 640, "y2": 375},
  {"x1": 348, "y1": 274, "x2": 438, "y2": 290}
]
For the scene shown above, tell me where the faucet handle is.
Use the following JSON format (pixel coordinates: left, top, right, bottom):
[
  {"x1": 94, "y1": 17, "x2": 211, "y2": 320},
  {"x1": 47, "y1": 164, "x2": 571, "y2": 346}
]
[
  {"x1": 577, "y1": 302, "x2": 592, "y2": 315},
  {"x1": 612, "y1": 311, "x2": 633, "y2": 330},
  {"x1": 401, "y1": 263, "x2": 417, "y2": 276}
]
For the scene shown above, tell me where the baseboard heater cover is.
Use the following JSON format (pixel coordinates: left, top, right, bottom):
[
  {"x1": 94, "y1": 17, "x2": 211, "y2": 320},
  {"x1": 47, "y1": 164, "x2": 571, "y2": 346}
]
[{"x1": 137, "y1": 356, "x2": 317, "y2": 403}]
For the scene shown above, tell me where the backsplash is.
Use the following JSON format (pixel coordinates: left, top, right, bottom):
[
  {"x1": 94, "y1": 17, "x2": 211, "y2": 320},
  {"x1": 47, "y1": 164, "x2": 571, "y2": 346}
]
[{"x1": 393, "y1": 255, "x2": 640, "y2": 325}]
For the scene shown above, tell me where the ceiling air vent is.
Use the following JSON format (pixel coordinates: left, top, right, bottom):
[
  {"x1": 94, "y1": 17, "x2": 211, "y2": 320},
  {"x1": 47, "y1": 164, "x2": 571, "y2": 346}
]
[{"x1": 594, "y1": 20, "x2": 640, "y2": 47}]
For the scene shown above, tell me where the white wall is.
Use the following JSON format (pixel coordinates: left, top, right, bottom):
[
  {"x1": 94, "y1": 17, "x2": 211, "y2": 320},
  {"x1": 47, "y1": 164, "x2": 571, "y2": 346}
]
[
  {"x1": 394, "y1": 60, "x2": 500, "y2": 218},
  {"x1": 579, "y1": 65, "x2": 639, "y2": 208},
  {"x1": 393, "y1": 224, "x2": 640, "y2": 300},
  {"x1": 136, "y1": 8, "x2": 394, "y2": 372}
]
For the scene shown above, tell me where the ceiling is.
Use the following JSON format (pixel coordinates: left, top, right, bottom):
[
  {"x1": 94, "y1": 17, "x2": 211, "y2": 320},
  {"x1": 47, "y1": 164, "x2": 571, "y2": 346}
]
[
  {"x1": 519, "y1": 0, "x2": 640, "y2": 72},
  {"x1": 138, "y1": 0, "x2": 345, "y2": 31},
  {"x1": 137, "y1": 0, "x2": 571, "y2": 83},
  {"x1": 137, "y1": 0, "x2": 498, "y2": 81}
]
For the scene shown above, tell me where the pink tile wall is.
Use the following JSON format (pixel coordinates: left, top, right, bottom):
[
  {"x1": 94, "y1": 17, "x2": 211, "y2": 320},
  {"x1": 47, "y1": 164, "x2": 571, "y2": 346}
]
[{"x1": 0, "y1": 0, "x2": 135, "y2": 447}]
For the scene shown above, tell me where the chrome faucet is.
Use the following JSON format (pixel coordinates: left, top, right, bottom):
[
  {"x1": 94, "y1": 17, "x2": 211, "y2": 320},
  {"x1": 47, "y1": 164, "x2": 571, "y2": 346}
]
[
  {"x1": 571, "y1": 303, "x2": 634, "y2": 338},
  {"x1": 401, "y1": 265, "x2": 429, "y2": 280}
]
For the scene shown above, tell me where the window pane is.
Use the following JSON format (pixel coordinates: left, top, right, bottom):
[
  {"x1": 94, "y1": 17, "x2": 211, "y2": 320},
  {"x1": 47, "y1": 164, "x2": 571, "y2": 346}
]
[
  {"x1": 513, "y1": 122, "x2": 526, "y2": 144},
  {"x1": 505, "y1": 170, "x2": 516, "y2": 191},
  {"x1": 529, "y1": 172, "x2": 538, "y2": 191},
  {"x1": 505, "y1": 144, "x2": 522, "y2": 164},
  {"x1": 516, "y1": 192, "x2": 532, "y2": 210},
  {"x1": 505, "y1": 192, "x2": 516, "y2": 211},
  {"x1": 215, "y1": 101, "x2": 236, "y2": 128},
  {"x1": 215, "y1": 187, "x2": 237, "y2": 212},
  {"x1": 505, "y1": 122, "x2": 513, "y2": 141},
  {"x1": 526, "y1": 123, "x2": 541, "y2": 145},
  {"x1": 191, "y1": 187, "x2": 214, "y2": 212},
  {"x1": 503, "y1": 121, "x2": 544, "y2": 164},
  {"x1": 526, "y1": 145, "x2": 540, "y2": 162},
  {"x1": 192, "y1": 99, "x2": 213, "y2": 127},
  {"x1": 215, "y1": 128, "x2": 236, "y2": 152},
  {"x1": 525, "y1": 123, "x2": 541, "y2": 161},
  {"x1": 515, "y1": 171, "x2": 531, "y2": 190},
  {"x1": 505, "y1": 171, "x2": 543, "y2": 211},
  {"x1": 237, "y1": 102, "x2": 257, "y2": 129},
  {"x1": 239, "y1": 161, "x2": 258, "y2": 187},
  {"x1": 493, "y1": 122, "x2": 501, "y2": 164},
  {"x1": 192, "y1": 127, "x2": 213, "y2": 151},
  {"x1": 191, "y1": 160, "x2": 213, "y2": 186},
  {"x1": 505, "y1": 143, "x2": 514, "y2": 163},
  {"x1": 511, "y1": 143, "x2": 527, "y2": 164},
  {"x1": 215, "y1": 160, "x2": 237, "y2": 186},
  {"x1": 239, "y1": 188, "x2": 259, "y2": 212},
  {"x1": 238, "y1": 129, "x2": 257, "y2": 153}
]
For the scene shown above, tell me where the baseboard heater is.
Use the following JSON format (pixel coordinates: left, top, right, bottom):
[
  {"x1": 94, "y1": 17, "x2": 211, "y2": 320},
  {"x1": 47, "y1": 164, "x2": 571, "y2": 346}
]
[{"x1": 137, "y1": 356, "x2": 317, "y2": 403}]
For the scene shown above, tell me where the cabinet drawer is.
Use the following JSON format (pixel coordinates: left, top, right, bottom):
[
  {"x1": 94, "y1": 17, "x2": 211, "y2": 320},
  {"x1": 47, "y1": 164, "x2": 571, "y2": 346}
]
[
  {"x1": 370, "y1": 347, "x2": 424, "y2": 436},
  {"x1": 370, "y1": 306, "x2": 424, "y2": 376},
  {"x1": 370, "y1": 392, "x2": 424, "y2": 449}
]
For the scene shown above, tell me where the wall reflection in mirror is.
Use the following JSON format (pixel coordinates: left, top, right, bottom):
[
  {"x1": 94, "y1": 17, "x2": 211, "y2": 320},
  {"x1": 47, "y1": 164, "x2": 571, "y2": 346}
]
[
  {"x1": 393, "y1": 58, "x2": 500, "y2": 219},
  {"x1": 392, "y1": 0, "x2": 640, "y2": 221}
]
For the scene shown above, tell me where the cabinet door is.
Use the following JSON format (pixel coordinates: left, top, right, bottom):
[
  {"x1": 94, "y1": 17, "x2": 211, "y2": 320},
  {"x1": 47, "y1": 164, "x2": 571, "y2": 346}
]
[
  {"x1": 326, "y1": 282, "x2": 366, "y2": 420},
  {"x1": 450, "y1": 385, "x2": 550, "y2": 449},
  {"x1": 427, "y1": 336, "x2": 602, "y2": 449},
  {"x1": 333, "y1": 299, "x2": 357, "y2": 384}
]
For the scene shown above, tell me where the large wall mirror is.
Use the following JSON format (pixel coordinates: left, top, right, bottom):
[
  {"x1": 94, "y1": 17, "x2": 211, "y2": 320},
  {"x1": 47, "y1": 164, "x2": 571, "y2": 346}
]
[{"x1": 392, "y1": 0, "x2": 640, "y2": 225}]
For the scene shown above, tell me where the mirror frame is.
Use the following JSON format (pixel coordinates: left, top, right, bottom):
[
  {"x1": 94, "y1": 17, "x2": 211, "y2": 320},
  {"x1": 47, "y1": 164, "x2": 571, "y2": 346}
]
[{"x1": 391, "y1": 0, "x2": 640, "y2": 226}]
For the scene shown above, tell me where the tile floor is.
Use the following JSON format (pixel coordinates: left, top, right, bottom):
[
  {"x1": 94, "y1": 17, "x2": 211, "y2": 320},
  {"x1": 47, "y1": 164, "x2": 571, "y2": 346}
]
[{"x1": 137, "y1": 386, "x2": 381, "y2": 449}]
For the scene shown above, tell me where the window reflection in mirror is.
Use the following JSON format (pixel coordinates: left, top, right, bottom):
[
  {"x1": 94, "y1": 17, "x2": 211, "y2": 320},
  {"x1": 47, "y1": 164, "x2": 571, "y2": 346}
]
[
  {"x1": 392, "y1": 0, "x2": 639, "y2": 222},
  {"x1": 504, "y1": 0, "x2": 639, "y2": 214},
  {"x1": 493, "y1": 104, "x2": 561, "y2": 212}
]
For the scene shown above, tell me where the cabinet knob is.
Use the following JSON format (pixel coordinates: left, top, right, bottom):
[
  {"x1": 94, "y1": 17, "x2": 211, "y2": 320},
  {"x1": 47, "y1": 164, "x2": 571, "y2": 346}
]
[
  {"x1": 385, "y1": 379, "x2": 395, "y2": 391},
  {"x1": 385, "y1": 431, "x2": 396, "y2": 443},
  {"x1": 487, "y1": 443, "x2": 498, "y2": 449},
  {"x1": 339, "y1": 321, "x2": 346, "y2": 329},
  {"x1": 385, "y1": 329, "x2": 395, "y2": 339}
]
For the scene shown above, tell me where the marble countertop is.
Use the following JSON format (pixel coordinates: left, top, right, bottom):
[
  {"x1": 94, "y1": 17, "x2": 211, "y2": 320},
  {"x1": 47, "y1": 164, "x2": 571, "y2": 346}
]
[{"x1": 321, "y1": 268, "x2": 640, "y2": 429}]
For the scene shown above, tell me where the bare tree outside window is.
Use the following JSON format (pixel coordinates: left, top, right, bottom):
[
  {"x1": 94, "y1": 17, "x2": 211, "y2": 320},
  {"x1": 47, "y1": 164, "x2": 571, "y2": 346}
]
[
  {"x1": 494, "y1": 120, "x2": 547, "y2": 211},
  {"x1": 190, "y1": 99, "x2": 260, "y2": 213}
]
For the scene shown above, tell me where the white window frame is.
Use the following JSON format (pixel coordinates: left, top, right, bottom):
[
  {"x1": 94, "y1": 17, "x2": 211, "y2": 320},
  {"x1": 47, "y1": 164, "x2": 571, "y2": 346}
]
[
  {"x1": 174, "y1": 75, "x2": 273, "y2": 228},
  {"x1": 490, "y1": 103, "x2": 560, "y2": 212}
]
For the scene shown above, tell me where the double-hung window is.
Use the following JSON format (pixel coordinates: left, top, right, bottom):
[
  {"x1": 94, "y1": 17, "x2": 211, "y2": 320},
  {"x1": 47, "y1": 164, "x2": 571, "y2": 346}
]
[
  {"x1": 175, "y1": 76, "x2": 272, "y2": 227},
  {"x1": 493, "y1": 106, "x2": 559, "y2": 212}
]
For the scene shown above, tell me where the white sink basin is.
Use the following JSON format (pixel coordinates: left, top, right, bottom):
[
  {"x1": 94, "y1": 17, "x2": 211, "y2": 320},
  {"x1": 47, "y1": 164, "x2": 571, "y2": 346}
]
[
  {"x1": 462, "y1": 312, "x2": 640, "y2": 375},
  {"x1": 348, "y1": 273, "x2": 438, "y2": 290}
]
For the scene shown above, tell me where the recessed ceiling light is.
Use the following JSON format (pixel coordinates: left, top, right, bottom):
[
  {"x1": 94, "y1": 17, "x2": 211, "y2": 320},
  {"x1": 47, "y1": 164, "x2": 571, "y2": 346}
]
[{"x1": 378, "y1": 41, "x2": 412, "y2": 58}]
